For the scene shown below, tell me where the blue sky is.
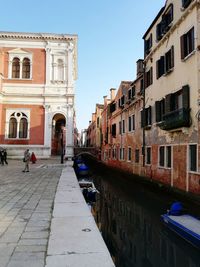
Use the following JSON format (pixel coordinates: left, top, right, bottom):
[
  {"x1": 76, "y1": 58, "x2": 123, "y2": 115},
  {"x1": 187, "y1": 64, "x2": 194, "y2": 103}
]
[{"x1": 0, "y1": 0, "x2": 164, "y2": 131}]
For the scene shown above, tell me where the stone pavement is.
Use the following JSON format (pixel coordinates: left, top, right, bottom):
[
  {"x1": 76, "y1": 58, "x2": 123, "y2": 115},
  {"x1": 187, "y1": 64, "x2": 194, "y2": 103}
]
[{"x1": 0, "y1": 158, "x2": 63, "y2": 267}]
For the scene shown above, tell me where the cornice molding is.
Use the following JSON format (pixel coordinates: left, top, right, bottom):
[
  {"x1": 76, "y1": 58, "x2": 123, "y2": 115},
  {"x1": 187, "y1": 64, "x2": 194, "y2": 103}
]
[{"x1": 0, "y1": 31, "x2": 78, "y2": 42}]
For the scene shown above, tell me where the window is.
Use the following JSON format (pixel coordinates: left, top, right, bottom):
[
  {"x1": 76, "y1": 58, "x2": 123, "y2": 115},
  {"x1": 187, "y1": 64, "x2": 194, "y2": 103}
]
[
  {"x1": 146, "y1": 147, "x2": 151, "y2": 164},
  {"x1": 159, "y1": 146, "x2": 172, "y2": 168},
  {"x1": 8, "y1": 112, "x2": 29, "y2": 139},
  {"x1": 119, "y1": 121, "x2": 122, "y2": 135},
  {"x1": 120, "y1": 148, "x2": 125, "y2": 160},
  {"x1": 145, "y1": 34, "x2": 152, "y2": 55},
  {"x1": 156, "y1": 5, "x2": 173, "y2": 41},
  {"x1": 128, "y1": 115, "x2": 135, "y2": 132},
  {"x1": 110, "y1": 102, "x2": 116, "y2": 113},
  {"x1": 189, "y1": 144, "x2": 197, "y2": 172},
  {"x1": 145, "y1": 67, "x2": 153, "y2": 87},
  {"x1": 111, "y1": 124, "x2": 116, "y2": 137},
  {"x1": 57, "y1": 59, "x2": 64, "y2": 81},
  {"x1": 112, "y1": 147, "x2": 116, "y2": 159},
  {"x1": 22, "y1": 58, "x2": 30, "y2": 79},
  {"x1": 180, "y1": 27, "x2": 195, "y2": 59},
  {"x1": 128, "y1": 147, "x2": 132, "y2": 161},
  {"x1": 155, "y1": 99, "x2": 165, "y2": 122},
  {"x1": 135, "y1": 149, "x2": 140, "y2": 163},
  {"x1": 122, "y1": 119, "x2": 125, "y2": 134},
  {"x1": 12, "y1": 58, "x2": 20, "y2": 78},
  {"x1": 128, "y1": 86, "x2": 135, "y2": 100},
  {"x1": 8, "y1": 118, "x2": 17, "y2": 138},
  {"x1": 156, "y1": 46, "x2": 174, "y2": 79},
  {"x1": 182, "y1": 0, "x2": 192, "y2": 9},
  {"x1": 141, "y1": 106, "x2": 152, "y2": 128}
]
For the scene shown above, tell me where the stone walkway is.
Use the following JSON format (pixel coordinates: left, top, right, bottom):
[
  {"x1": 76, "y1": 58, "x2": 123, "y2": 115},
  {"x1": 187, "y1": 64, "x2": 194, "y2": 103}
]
[{"x1": 0, "y1": 158, "x2": 64, "y2": 267}]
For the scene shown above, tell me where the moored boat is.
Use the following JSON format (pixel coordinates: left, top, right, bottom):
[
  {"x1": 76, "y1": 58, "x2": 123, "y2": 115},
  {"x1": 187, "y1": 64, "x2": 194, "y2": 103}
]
[{"x1": 161, "y1": 202, "x2": 200, "y2": 249}]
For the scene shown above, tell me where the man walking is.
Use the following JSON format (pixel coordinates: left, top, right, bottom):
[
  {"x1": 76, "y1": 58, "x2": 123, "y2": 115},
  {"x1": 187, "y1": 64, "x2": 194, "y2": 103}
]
[{"x1": 23, "y1": 149, "x2": 30, "y2": 172}]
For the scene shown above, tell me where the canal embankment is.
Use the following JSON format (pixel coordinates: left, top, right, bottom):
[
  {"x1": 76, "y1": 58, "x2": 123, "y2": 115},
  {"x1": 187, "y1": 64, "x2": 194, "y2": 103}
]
[{"x1": 45, "y1": 161, "x2": 115, "y2": 267}]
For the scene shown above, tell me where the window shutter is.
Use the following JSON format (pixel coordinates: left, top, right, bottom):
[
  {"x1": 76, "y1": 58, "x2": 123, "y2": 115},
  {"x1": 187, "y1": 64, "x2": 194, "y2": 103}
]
[
  {"x1": 165, "y1": 94, "x2": 172, "y2": 113},
  {"x1": 150, "y1": 67, "x2": 153, "y2": 85},
  {"x1": 155, "y1": 101, "x2": 161, "y2": 122},
  {"x1": 182, "y1": 84, "x2": 190, "y2": 109},
  {"x1": 141, "y1": 110, "x2": 145, "y2": 128},
  {"x1": 156, "y1": 60, "x2": 159, "y2": 79},
  {"x1": 148, "y1": 106, "x2": 152, "y2": 125},
  {"x1": 171, "y1": 46, "x2": 174, "y2": 68},
  {"x1": 180, "y1": 34, "x2": 185, "y2": 59}
]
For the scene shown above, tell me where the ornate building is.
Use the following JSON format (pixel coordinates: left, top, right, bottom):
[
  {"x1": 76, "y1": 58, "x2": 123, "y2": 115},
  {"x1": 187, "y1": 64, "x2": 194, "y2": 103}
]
[{"x1": 0, "y1": 31, "x2": 78, "y2": 158}]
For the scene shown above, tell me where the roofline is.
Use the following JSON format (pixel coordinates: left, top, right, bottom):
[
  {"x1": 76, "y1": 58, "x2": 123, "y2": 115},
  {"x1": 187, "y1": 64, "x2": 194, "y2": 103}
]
[
  {"x1": 142, "y1": 6, "x2": 165, "y2": 39},
  {"x1": 0, "y1": 31, "x2": 78, "y2": 41}
]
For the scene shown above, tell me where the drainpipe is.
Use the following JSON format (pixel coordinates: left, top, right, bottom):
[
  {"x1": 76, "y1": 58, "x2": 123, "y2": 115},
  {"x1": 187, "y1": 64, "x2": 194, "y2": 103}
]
[{"x1": 142, "y1": 60, "x2": 146, "y2": 167}]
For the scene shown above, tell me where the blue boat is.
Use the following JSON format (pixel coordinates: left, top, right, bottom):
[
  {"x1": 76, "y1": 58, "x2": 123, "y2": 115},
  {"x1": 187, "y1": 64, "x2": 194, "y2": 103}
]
[
  {"x1": 76, "y1": 163, "x2": 89, "y2": 176},
  {"x1": 161, "y1": 202, "x2": 200, "y2": 249}
]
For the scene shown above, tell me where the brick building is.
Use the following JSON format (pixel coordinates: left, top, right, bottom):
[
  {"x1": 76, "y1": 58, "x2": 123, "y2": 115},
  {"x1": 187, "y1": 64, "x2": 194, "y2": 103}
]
[{"x1": 0, "y1": 31, "x2": 77, "y2": 158}]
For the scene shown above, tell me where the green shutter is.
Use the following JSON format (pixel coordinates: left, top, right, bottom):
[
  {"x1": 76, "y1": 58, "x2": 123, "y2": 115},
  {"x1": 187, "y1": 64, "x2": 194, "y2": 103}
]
[
  {"x1": 182, "y1": 85, "x2": 190, "y2": 109},
  {"x1": 155, "y1": 101, "x2": 161, "y2": 122}
]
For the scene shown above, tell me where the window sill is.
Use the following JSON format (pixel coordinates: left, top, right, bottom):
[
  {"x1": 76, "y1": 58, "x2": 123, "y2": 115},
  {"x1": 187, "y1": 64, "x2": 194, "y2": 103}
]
[
  {"x1": 181, "y1": 50, "x2": 195, "y2": 62},
  {"x1": 6, "y1": 78, "x2": 32, "y2": 81},
  {"x1": 188, "y1": 170, "x2": 199, "y2": 175},
  {"x1": 163, "y1": 68, "x2": 174, "y2": 76},
  {"x1": 158, "y1": 166, "x2": 171, "y2": 170},
  {"x1": 5, "y1": 138, "x2": 29, "y2": 140}
]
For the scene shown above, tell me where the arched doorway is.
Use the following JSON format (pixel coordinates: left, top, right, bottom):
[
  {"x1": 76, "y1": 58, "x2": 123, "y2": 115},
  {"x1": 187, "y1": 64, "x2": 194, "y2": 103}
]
[{"x1": 51, "y1": 113, "x2": 66, "y2": 155}]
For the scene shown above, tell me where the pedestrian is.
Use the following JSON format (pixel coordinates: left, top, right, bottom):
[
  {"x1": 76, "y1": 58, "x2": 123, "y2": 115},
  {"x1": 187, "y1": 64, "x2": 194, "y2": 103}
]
[
  {"x1": 0, "y1": 150, "x2": 4, "y2": 165},
  {"x1": 30, "y1": 152, "x2": 37, "y2": 163},
  {"x1": 23, "y1": 149, "x2": 30, "y2": 172},
  {"x1": 3, "y1": 149, "x2": 8, "y2": 165}
]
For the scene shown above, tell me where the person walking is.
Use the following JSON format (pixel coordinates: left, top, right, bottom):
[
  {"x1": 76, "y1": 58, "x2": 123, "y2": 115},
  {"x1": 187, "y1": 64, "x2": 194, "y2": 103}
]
[
  {"x1": 0, "y1": 150, "x2": 4, "y2": 166},
  {"x1": 3, "y1": 149, "x2": 8, "y2": 165},
  {"x1": 23, "y1": 149, "x2": 30, "y2": 172}
]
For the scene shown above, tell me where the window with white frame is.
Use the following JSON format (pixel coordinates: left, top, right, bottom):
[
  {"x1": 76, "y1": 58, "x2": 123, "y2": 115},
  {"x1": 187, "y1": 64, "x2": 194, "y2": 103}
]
[
  {"x1": 8, "y1": 49, "x2": 32, "y2": 79},
  {"x1": 6, "y1": 111, "x2": 30, "y2": 139},
  {"x1": 120, "y1": 147, "x2": 125, "y2": 160},
  {"x1": 128, "y1": 115, "x2": 135, "y2": 132},
  {"x1": 112, "y1": 147, "x2": 116, "y2": 159},
  {"x1": 189, "y1": 144, "x2": 197, "y2": 172},
  {"x1": 159, "y1": 146, "x2": 171, "y2": 168}
]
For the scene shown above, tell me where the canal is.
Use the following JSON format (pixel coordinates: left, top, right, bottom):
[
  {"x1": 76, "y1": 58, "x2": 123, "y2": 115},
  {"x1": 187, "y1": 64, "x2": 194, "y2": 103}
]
[{"x1": 84, "y1": 157, "x2": 200, "y2": 267}]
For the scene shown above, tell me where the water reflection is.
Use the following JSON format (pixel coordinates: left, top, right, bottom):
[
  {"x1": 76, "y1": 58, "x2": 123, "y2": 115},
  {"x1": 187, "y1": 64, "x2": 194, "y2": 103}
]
[{"x1": 90, "y1": 166, "x2": 200, "y2": 267}]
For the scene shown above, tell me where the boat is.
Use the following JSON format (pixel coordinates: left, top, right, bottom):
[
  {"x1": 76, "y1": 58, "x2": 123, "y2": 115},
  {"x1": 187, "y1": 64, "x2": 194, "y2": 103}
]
[
  {"x1": 76, "y1": 163, "x2": 89, "y2": 176},
  {"x1": 79, "y1": 179, "x2": 99, "y2": 204},
  {"x1": 161, "y1": 202, "x2": 200, "y2": 249}
]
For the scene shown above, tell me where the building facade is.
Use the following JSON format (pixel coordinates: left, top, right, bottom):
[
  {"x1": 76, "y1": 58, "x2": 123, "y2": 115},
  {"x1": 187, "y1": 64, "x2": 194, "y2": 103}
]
[
  {"x1": 0, "y1": 31, "x2": 78, "y2": 158},
  {"x1": 143, "y1": 0, "x2": 200, "y2": 193}
]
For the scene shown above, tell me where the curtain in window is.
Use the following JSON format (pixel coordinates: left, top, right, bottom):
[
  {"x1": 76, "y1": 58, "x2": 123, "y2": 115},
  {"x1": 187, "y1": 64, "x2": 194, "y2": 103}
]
[
  {"x1": 19, "y1": 118, "x2": 28, "y2": 138},
  {"x1": 22, "y1": 58, "x2": 30, "y2": 79},
  {"x1": 8, "y1": 118, "x2": 17, "y2": 138},
  {"x1": 12, "y1": 58, "x2": 20, "y2": 78}
]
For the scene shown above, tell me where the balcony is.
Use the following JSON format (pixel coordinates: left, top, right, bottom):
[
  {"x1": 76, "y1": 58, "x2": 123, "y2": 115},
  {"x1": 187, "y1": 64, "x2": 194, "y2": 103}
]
[{"x1": 159, "y1": 108, "x2": 191, "y2": 130}]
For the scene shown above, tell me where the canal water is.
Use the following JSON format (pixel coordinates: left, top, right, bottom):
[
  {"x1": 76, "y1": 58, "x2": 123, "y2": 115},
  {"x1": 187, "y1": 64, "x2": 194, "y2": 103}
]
[{"x1": 84, "y1": 157, "x2": 200, "y2": 267}]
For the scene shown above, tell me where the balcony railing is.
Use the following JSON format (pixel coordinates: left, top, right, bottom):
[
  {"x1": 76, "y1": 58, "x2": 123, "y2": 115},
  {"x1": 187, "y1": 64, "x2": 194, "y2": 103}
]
[{"x1": 159, "y1": 108, "x2": 191, "y2": 130}]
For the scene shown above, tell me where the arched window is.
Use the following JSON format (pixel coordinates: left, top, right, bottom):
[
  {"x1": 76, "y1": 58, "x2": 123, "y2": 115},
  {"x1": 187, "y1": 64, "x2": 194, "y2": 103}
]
[
  {"x1": 7, "y1": 112, "x2": 29, "y2": 139},
  {"x1": 57, "y1": 59, "x2": 64, "y2": 81},
  {"x1": 22, "y1": 58, "x2": 30, "y2": 79},
  {"x1": 8, "y1": 118, "x2": 17, "y2": 138},
  {"x1": 12, "y1": 57, "x2": 20, "y2": 78},
  {"x1": 19, "y1": 118, "x2": 28, "y2": 138}
]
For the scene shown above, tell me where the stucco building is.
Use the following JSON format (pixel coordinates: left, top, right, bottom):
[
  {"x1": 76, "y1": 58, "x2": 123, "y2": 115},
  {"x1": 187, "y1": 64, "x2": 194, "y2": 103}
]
[
  {"x1": 142, "y1": 0, "x2": 200, "y2": 193},
  {"x1": 0, "y1": 31, "x2": 78, "y2": 158}
]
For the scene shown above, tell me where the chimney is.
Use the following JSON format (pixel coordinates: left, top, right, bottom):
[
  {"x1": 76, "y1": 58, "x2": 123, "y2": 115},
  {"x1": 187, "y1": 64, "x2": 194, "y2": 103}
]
[
  {"x1": 103, "y1": 95, "x2": 108, "y2": 106},
  {"x1": 92, "y1": 113, "x2": 96, "y2": 122},
  {"x1": 110, "y1": 88, "x2": 116, "y2": 101},
  {"x1": 136, "y1": 59, "x2": 144, "y2": 77}
]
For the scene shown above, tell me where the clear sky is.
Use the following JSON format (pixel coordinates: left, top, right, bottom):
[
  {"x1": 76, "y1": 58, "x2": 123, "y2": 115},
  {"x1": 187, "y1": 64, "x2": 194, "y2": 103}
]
[{"x1": 0, "y1": 0, "x2": 165, "y2": 131}]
